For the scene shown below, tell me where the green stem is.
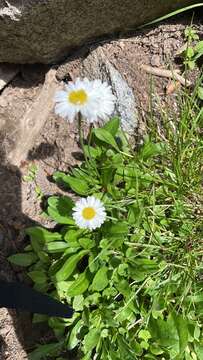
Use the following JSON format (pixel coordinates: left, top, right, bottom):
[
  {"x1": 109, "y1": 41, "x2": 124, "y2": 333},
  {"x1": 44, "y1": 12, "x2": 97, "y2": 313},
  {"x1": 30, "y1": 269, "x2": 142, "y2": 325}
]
[
  {"x1": 77, "y1": 112, "x2": 88, "y2": 163},
  {"x1": 87, "y1": 124, "x2": 100, "y2": 177},
  {"x1": 87, "y1": 123, "x2": 93, "y2": 159},
  {"x1": 119, "y1": 150, "x2": 134, "y2": 158}
]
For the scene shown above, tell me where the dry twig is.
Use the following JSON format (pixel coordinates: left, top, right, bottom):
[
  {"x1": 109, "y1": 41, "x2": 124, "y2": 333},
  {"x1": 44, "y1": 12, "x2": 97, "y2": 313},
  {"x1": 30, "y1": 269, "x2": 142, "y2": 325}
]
[{"x1": 140, "y1": 64, "x2": 191, "y2": 87}]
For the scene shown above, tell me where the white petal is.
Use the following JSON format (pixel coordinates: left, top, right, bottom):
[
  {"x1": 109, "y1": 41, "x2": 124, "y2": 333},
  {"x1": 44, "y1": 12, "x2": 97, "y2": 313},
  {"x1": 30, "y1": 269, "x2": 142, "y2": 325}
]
[
  {"x1": 72, "y1": 196, "x2": 106, "y2": 230},
  {"x1": 54, "y1": 91, "x2": 67, "y2": 101},
  {"x1": 54, "y1": 78, "x2": 115, "y2": 123}
]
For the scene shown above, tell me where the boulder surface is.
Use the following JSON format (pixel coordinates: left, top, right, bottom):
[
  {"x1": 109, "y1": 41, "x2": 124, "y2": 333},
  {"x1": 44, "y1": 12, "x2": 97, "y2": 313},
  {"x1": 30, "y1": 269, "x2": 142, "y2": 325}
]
[{"x1": 0, "y1": 0, "x2": 199, "y2": 63}]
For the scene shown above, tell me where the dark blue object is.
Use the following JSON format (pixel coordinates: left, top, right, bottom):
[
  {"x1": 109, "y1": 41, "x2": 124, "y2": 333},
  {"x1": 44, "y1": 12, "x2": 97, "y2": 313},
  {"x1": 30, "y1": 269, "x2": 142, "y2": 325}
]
[{"x1": 0, "y1": 281, "x2": 73, "y2": 318}]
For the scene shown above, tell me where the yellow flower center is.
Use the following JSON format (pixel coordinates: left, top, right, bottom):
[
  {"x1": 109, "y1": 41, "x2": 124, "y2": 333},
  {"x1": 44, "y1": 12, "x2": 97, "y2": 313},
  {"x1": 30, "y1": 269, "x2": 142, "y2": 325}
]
[
  {"x1": 82, "y1": 207, "x2": 96, "y2": 220},
  {"x1": 68, "y1": 89, "x2": 88, "y2": 105}
]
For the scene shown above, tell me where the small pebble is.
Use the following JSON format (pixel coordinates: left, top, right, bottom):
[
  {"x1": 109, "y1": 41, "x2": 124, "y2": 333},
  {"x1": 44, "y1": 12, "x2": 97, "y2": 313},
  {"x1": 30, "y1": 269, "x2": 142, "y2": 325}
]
[{"x1": 150, "y1": 55, "x2": 161, "y2": 67}]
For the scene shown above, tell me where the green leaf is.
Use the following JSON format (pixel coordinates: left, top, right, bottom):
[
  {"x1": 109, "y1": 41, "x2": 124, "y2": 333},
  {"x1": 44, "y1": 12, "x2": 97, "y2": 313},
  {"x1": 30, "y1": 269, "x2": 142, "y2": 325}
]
[
  {"x1": 55, "y1": 250, "x2": 89, "y2": 282},
  {"x1": 37, "y1": 251, "x2": 50, "y2": 264},
  {"x1": 149, "y1": 316, "x2": 178, "y2": 347},
  {"x1": 59, "y1": 175, "x2": 89, "y2": 195},
  {"x1": 48, "y1": 195, "x2": 74, "y2": 213},
  {"x1": 24, "y1": 244, "x2": 32, "y2": 252},
  {"x1": 71, "y1": 167, "x2": 98, "y2": 184},
  {"x1": 117, "y1": 335, "x2": 136, "y2": 359},
  {"x1": 64, "y1": 229, "x2": 84, "y2": 247},
  {"x1": 83, "y1": 328, "x2": 100, "y2": 353},
  {"x1": 91, "y1": 267, "x2": 109, "y2": 292},
  {"x1": 150, "y1": 345, "x2": 164, "y2": 355},
  {"x1": 67, "y1": 271, "x2": 90, "y2": 296},
  {"x1": 194, "y1": 324, "x2": 201, "y2": 341},
  {"x1": 81, "y1": 352, "x2": 92, "y2": 360},
  {"x1": 101, "y1": 160, "x2": 115, "y2": 187},
  {"x1": 138, "y1": 330, "x2": 151, "y2": 341},
  {"x1": 83, "y1": 145, "x2": 102, "y2": 159},
  {"x1": 109, "y1": 351, "x2": 122, "y2": 360},
  {"x1": 56, "y1": 280, "x2": 74, "y2": 298},
  {"x1": 194, "y1": 40, "x2": 203, "y2": 59},
  {"x1": 28, "y1": 270, "x2": 47, "y2": 284},
  {"x1": 52, "y1": 170, "x2": 68, "y2": 183},
  {"x1": 139, "y1": 139, "x2": 165, "y2": 160},
  {"x1": 198, "y1": 87, "x2": 203, "y2": 100},
  {"x1": 32, "y1": 314, "x2": 48, "y2": 324},
  {"x1": 67, "y1": 319, "x2": 83, "y2": 350},
  {"x1": 115, "y1": 279, "x2": 131, "y2": 297},
  {"x1": 171, "y1": 313, "x2": 188, "y2": 354},
  {"x1": 29, "y1": 341, "x2": 64, "y2": 360},
  {"x1": 103, "y1": 117, "x2": 120, "y2": 136},
  {"x1": 149, "y1": 313, "x2": 188, "y2": 356},
  {"x1": 79, "y1": 237, "x2": 95, "y2": 249},
  {"x1": 72, "y1": 295, "x2": 84, "y2": 311},
  {"x1": 186, "y1": 47, "x2": 194, "y2": 58},
  {"x1": 94, "y1": 128, "x2": 120, "y2": 151},
  {"x1": 117, "y1": 263, "x2": 128, "y2": 276},
  {"x1": 103, "y1": 221, "x2": 128, "y2": 236},
  {"x1": 195, "y1": 40, "x2": 203, "y2": 53},
  {"x1": 129, "y1": 257, "x2": 158, "y2": 281},
  {"x1": 84, "y1": 293, "x2": 101, "y2": 307},
  {"x1": 132, "y1": 258, "x2": 158, "y2": 270},
  {"x1": 140, "y1": 340, "x2": 149, "y2": 350},
  {"x1": 54, "y1": 170, "x2": 90, "y2": 195},
  {"x1": 127, "y1": 204, "x2": 143, "y2": 226},
  {"x1": 194, "y1": 340, "x2": 203, "y2": 359},
  {"x1": 111, "y1": 153, "x2": 123, "y2": 167},
  {"x1": 116, "y1": 303, "x2": 136, "y2": 323},
  {"x1": 53, "y1": 171, "x2": 68, "y2": 185},
  {"x1": 45, "y1": 241, "x2": 69, "y2": 253},
  {"x1": 188, "y1": 60, "x2": 196, "y2": 70},
  {"x1": 48, "y1": 196, "x2": 74, "y2": 224},
  {"x1": 103, "y1": 221, "x2": 129, "y2": 248},
  {"x1": 26, "y1": 227, "x2": 62, "y2": 253},
  {"x1": 31, "y1": 238, "x2": 44, "y2": 253},
  {"x1": 8, "y1": 253, "x2": 37, "y2": 267},
  {"x1": 26, "y1": 227, "x2": 62, "y2": 243}
]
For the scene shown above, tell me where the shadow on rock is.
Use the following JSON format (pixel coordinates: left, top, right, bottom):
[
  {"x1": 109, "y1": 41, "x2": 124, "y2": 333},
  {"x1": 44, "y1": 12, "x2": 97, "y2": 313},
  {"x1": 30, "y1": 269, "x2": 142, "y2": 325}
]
[{"x1": 0, "y1": 143, "x2": 73, "y2": 359}]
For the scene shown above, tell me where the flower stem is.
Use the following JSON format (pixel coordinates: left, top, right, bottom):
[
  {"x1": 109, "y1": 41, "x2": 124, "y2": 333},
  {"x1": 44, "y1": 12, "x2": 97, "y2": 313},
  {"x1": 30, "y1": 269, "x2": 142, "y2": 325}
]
[
  {"x1": 87, "y1": 123, "x2": 94, "y2": 164},
  {"x1": 88, "y1": 123, "x2": 93, "y2": 152},
  {"x1": 87, "y1": 124, "x2": 100, "y2": 176},
  {"x1": 119, "y1": 150, "x2": 134, "y2": 158},
  {"x1": 77, "y1": 112, "x2": 88, "y2": 163}
]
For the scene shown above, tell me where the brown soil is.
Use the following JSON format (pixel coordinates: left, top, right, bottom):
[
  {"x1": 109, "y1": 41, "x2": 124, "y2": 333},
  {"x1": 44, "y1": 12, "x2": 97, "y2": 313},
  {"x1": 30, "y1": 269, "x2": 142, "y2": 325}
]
[{"x1": 0, "y1": 15, "x2": 202, "y2": 359}]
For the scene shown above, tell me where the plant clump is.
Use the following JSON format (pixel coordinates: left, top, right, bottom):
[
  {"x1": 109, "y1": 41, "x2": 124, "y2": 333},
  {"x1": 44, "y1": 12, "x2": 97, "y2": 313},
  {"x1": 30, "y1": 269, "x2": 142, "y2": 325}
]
[{"x1": 9, "y1": 76, "x2": 203, "y2": 359}]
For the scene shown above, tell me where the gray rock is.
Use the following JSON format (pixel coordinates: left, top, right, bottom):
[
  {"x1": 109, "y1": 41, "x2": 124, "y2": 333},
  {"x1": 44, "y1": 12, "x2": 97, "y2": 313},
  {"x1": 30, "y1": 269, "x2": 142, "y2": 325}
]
[
  {"x1": 0, "y1": 64, "x2": 19, "y2": 91},
  {"x1": 107, "y1": 63, "x2": 138, "y2": 134},
  {"x1": 81, "y1": 48, "x2": 138, "y2": 134},
  {"x1": 0, "y1": 0, "x2": 198, "y2": 64}
]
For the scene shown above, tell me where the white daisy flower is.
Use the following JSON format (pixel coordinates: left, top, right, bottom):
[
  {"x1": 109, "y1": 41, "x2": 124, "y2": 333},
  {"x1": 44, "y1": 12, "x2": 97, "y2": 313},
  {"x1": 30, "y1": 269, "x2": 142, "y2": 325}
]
[
  {"x1": 72, "y1": 196, "x2": 106, "y2": 230},
  {"x1": 54, "y1": 78, "x2": 116, "y2": 123}
]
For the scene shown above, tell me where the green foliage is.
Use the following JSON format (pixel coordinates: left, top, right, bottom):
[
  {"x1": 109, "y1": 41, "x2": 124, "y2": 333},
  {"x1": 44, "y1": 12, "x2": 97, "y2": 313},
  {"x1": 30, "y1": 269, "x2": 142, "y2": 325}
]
[
  {"x1": 8, "y1": 253, "x2": 38, "y2": 267},
  {"x1": 55, "y1": 250, "x2": 89, "y2": 282},
  {"x1": 179, "y1": 26, "x2": 203, "y2": 103},
  {"x1": 28, "y1": 341, "x2": 64, "y2": 360},
  {"x1": 23, "y1": 163, "x2": 38, "y2": 182},
  {"x1": 182, "y1": 26, "x2": 203, "y2": 71},
  {"x1": 47, "y1": 196, "x2": 75, "y2": 224},
  {"x1": 10, "y1": 88, "x2": 203, "y2": 360},
  {"x1": 197, "y1": 85, "x2": 203, "y2": 100}
]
